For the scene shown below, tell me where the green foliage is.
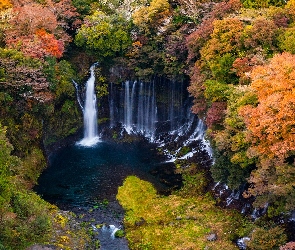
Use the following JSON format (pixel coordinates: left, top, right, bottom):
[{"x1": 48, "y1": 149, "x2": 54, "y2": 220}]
[
  {"x1": 0, "y1": 124, "x2": 53, "y2": 250},
  {"x1": 176, "y1": 146, "x2": 190, "y2": 157},
  {"x1": 0, "y1": 125, "x2": 18, "y2": 211},
  {"x1": 278, "y1": 27, "x2": 295, "y2": 54},
  {"x1": 210, "y1": 86, "x2": 257, "y2": 189},
  {"x1": 0, "y1": 48, "x2": 42, "y2": 68},
  {"x1": 42, "y1": 59, "x2": 83, "y2": 145},
  {"x1": 247, "y1": 226, "x2": 287, "y2": 250},
  {"x1": 75, "y1": 11, "x2": 132, "y2": 60},
  {"x1": 204, "y1": 80, "x2": 232, "y2": 103},
  {"x1": 21, "y1": 147, "x2": 46, "y2": 185},
  {"x1": 72, "y1": 0, "x2": 95, "y2": 16},
  {"x1": 132, "y1": 0, "x2": 170, "y2": 34},
  {"x1": 241, "y1": 0, "x2": 287, "y2": 9},
  {"x1": 200, "y1": 18, "x2": 244, "y2": 83},
  {"x1": 114, "y1": 229, "x2": 125, "y2": 238},
  {"x1": 179, "y1": 172, "x2": 209, "y2": 197}
]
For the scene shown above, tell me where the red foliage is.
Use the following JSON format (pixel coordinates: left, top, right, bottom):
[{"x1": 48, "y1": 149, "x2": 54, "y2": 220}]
[
  {"x1": 280, "y1": 242, "x2": 295, "y2": 250},
  {"x1": 49, "y1": 0, "x2": 80, "y2": 30},
  {"x1": 4, "y1": 0, "x2": 76, "y2": 59},
  {"x1": 232, "y1": 55, "x2": 265, "y2": 84},
  {"x1": 206, "y1": 101, "x2": 227, "y2": 128},
  {"x1": 243, "y1": 18, "x2": 278, "y2": 50},
  {"x1": 186, "y1": 0, "x2": 242, "y2": 62},
  {"x1": 186, "y1": 18, "x2": 214, "y2": 61},
  {"x1": 187, "y1": 63, "x2": 207, "y2": 115},
  {"x1": 272, "y1": 12, "x2": 290, "y2": 28},
  {"x1": 211, "y1": 0, "x2": 242, "y2": 19}
]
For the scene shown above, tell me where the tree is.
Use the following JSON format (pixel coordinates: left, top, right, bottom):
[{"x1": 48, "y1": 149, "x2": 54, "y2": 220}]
[
  {"x1": 200, "y1": 18, "x2": 244, "y2": 83},
  {"x1": 186, "y1": 0, "x2": 242, "y2": 63},
  {"x1": 132, "y1": 0, "x2": 171, "y2": 34},
  {"x1": 210, "y1": 86, "x2": 257, "y2": 189},
  {"x1": 278, "y1": 27, "x2": 295, "y2": 54},
  {"x1": 75, "y1": 10, "x2": 131, "y2": 59},
  {"x1": 241, "y1": 0, "x2": 287, "y2": 8},
  {"x1": 3, "y1": 0, "x2": 76, "y2": 59},
  {"x1": 240, "y1": 53, "x2": 295, "y2": 212},
  {"x1": 242, "y1": 18, "x2": 279, "y2": 55}
]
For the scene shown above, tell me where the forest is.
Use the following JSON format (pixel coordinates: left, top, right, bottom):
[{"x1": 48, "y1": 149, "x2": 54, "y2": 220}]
[{"x1": 0, "y1": 0, "x2": 295, "y2": 249}]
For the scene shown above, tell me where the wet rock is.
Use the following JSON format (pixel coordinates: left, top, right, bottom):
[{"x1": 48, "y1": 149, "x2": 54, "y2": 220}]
[
  {"x1": 135, "y1": 217, "x2": 146, "y2": 226},
  {"x1": 207, "y1": 233, "x2": 217, "y2": 241}
]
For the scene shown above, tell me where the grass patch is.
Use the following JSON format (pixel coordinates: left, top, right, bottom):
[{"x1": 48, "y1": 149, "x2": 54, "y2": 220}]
[{"x1": 117, "y1": 176, "x2": 252, "y2": 250}]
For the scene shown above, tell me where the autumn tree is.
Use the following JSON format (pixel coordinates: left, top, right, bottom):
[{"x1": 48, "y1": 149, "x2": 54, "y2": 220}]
[
  {"x1": 240, "y1": 53, "x2": 295, "y2": 213},
  {"x1": 3, "y1": 0, "x2": 78, "y2": 59},
  {"x1": 242, "y1": 17, "x2": 279, "y2": 55},
  {"x1": 132, "y1": 0, "x2": 171, "y2": 35},
  {"x1": 186, "y1": 0, "x2": 242, "y2": 63},
  {"x1": 200, "y1": 18, "x2": 244, "y2": 83}
]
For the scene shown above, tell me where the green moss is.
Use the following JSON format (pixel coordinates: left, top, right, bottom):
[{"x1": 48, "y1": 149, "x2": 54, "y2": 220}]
[
  {"x1": 114, "y1": 229, "x2": 125, "y2": 238},
  {"x1": 117, "y1": 176, "x2": 253, "y2": 250}
]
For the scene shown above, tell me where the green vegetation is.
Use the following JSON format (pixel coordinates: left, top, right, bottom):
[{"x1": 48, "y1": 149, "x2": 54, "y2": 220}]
[
  {"x1": 117, "y1": 176, "x2": 253, "y2": 250},
  {"x1": 0, "y1": 124, "x2": 91, "y2": 249},
  {"x1": 114, "y1": 229, "x2": 125, "y2": 238}
]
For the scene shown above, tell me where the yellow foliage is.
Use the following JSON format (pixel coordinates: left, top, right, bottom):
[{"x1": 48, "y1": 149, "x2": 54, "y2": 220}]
[
  {"x1": 54, "y1": 214, "x2": 68, "y2": 228},
  {"x1": 59, "y1": 235, "x2": 70, "y2": 243},
  {"x1": 132, "y1": 0, "x2": 170, "y2": 30}
]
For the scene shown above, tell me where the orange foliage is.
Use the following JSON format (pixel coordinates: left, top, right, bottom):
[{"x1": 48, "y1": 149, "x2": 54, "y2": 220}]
[
  {"x1": 239, "y1": 53, "x2": 295, "y2": 205},
  {"x1": 240, "y1": 52, "x2": 295, "y2": 159},
  {"x1": 35, "y1": 28, "x2": 64, "y2": 58},
  {"x1": 8, "y1": 3, "x2": 57, "y2": 37},
  {"x1": 4, "y1": 0, "x2": 76, "y2": 59},
  {"x1": 0, "y1": 0, "x2": 12, "y2": 11}
]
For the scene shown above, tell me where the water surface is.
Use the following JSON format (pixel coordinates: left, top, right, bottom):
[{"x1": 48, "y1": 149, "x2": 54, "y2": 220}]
[{"x1": 35, "y1": 140, "x2": 172, "y2": 208}]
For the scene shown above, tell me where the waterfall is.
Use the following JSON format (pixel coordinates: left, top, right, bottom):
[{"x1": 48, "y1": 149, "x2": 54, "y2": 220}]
[
  {"x1": 115, "y1": 81, "x2": 158, "y2": 138},
  {"x1": 77, "y1": 64, "x2": 100, "y2": 147},
  {"x1": 109, "y1": 82, "x2": 115, "y2": 128},
  {"x1": 109, "y1": 80, "x2": 198, "y2": 139},
  {"x1": 72, "y1": 80, "x2": 84, "y2": 112}
]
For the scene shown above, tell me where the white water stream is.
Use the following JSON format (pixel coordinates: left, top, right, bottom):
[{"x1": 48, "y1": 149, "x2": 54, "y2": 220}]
[{"x1": 77, "y1": 64, "x2": 100, "y2": 147}]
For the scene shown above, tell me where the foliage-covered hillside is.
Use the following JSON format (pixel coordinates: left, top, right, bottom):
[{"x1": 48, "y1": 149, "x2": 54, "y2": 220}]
[{"x1": 0, "y1": 0, "x2": 295, "y2": 249}]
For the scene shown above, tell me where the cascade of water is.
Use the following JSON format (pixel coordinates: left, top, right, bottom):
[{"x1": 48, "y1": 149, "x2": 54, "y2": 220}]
[
  {"x1": 118, "y1": 81, "x2": 158, "y2": 137},
  {"x1": 77, "y1": 64, "x2": 100, "y2": 146},
  {"x1": 124, "y1": 81, "x2": 131, "y2": 132},
  {"x1": 108, "y1": 80, "x2": 210, "y2": 145},
  {"x1": 169, "y1": 81, "x2": 175, "y2": 130},
  {"x1": 72, "y1": 79, "x2": 84, "y2": 112},
  {"x1": 109, "y1": 82, "x2": 115, "y2": 128},
  {"x1": 137, "y1": 82, "x2": 144, "y2": 132}
]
